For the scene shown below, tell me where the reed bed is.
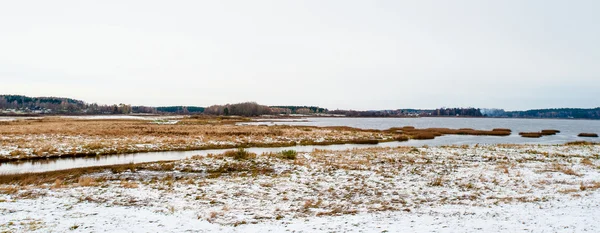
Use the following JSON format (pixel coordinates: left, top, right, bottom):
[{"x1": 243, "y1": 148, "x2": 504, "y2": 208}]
[
  {"x1": 396, "y1": 126, "x2": 511, "y2": 140},
  {"x1": 519, "y1": 132, "x2": 543, "y2": 138},
  {"x1": 0, "y1": 118, "x2": 395, "y2": 161},
  {"x1": 541, "y1": 129, "x2": 561, "y2": 135},
  {"x1": 578, "y1": 133, "x2": 599, "y2": 137}
]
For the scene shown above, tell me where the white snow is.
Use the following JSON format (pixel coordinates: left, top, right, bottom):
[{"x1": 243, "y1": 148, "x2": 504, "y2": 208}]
[
  {"x1": 1, "y1": 192, "x2": 599, "y2": 232},
  {"x1": 1, "y1": 144, "x2": 600, "y2": 232}
]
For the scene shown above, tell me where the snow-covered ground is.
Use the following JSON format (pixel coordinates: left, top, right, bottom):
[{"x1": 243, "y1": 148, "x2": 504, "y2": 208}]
[
  {"x1": 1, "y1": 192, "x2": 599, "y2": 232},
  {"x1": 1, "y1": 144, "x2": 599, "y2": 232}
]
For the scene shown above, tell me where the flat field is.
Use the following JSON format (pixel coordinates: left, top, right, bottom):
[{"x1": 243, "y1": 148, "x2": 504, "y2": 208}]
[{"x1": 1, "y1": 142, "x2": 600, "y2": 232}]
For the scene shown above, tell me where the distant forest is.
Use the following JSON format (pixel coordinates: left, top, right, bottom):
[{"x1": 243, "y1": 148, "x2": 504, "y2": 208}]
[
  {"x1": 270, "y1": 106, "x2": 328, "y2": 114},
  {"x1": 504, "y1": 108, "x2": 600, "y2": 119},
  {"x1": 0, "y1": 95, "x2": 203, "y2": 115},
  {"x1": 1, "y1": 95, "x2": 599, "y2": 119}
]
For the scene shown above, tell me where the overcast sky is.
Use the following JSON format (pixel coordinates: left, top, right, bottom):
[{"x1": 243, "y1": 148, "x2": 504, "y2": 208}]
[{"x1": 1, "y1": 0, "x2": 598, "y2": 110}]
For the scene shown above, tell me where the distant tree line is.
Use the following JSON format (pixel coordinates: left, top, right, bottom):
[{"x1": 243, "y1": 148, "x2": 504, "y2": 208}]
[
  {"x1": 270, "y1": 106, "x2": 327, "y2": 114},
  {"x1": 0, "y1": 95, "x2": 132, "y2": 114},
  {"x1": 327, "y1": 108, "x2": 484, "y2": 117},
  {"x1": 0, "y1": 95, "x2": 205, "y2": 115},
  {"x1": 204, "y1": 102, "x2": 272, "y2": 116},
  {"x1": 328, "y1": 109, "x2": 407, "y2": 117},
  {"x1": 3, "y1": 95, "x2": 599, "y2": 119},
  {"x1": 502, "y1": 108, "x2": 600, "y2": 119},
  {"x1": 431, "y1": 108, "x2": 483, "y2": 117},
  {"x1": 156, "y1": 106, "x2": 205, "y2": 114}
]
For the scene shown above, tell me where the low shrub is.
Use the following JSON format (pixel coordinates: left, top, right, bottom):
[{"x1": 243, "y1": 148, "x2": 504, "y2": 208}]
[
  {"x1": 279, "y1": 150, "x2": 297, "y2": 160},
  {"x1": 224, "y1": 148, "x2": 256, "y2": 160}
]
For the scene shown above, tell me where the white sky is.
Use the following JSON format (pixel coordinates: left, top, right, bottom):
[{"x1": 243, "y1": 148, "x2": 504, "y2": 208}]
[{"x1": 1, "y1": 0, "x2": 598, "y2": 110}]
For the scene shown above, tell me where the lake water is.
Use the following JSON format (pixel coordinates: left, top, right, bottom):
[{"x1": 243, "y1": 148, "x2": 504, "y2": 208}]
[{"x1": 240, "y1": 117, "x2": 600, "y2": 145}]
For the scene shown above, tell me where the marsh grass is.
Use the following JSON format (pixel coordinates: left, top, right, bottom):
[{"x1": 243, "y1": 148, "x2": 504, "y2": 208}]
[
  {"x1": 279, "y1": 150, "x2": 297, "y2": 160},
  {"x1": 224, "y1": 148, "x2": 256, "y2": 160},
  {"x1": 411, "y1": 133, "x2": 437, "y2": 140},
  {"x1": 541, "y1": 129, "x2": 560, "y2": 135},
  {"x1": 77, "y1": 176, "x2": 97, "y2": 187},
  {"x1": 519, "y1": 132, "x2": 543, "y2": 138},
  {"x1": 492, "y1": 128, "x2": 512, "y2": 132},
  {"x1": 565, "y1": 141, "x2": 598, "y2": 146},
  {"x1": 429, "y1": 176, "x2": 445, "y2": 186},
  {"x1": 207, "y1": 161, "x2": 274, "y2": 179},
  {"x1": 0, "y1": 163, "x2": 148, "y2": 185},
  {"x1": 0, "y1": 118, "x2": 398, "y2": 161},
  {"x1": 578, "y1": 133, "x2": 599, "y2": 138},
  {"x1": 396, "y1": 126, "x2": 511, "y2": 140}
]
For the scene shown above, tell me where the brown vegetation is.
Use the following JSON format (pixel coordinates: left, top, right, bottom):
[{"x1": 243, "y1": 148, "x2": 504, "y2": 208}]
[
  {"x1": 541, "y1": 129, "x2": 560, "y2": 135},
  {"x1": 519, "y1": 132, "x2": 543, "y2": 138},
  {"x1": 565, "y1": 141, "x2": 599, "y2": 146},
  {"x1": 578, "y1": 133, "x2": 599, "y2": 138},
  {"x1": 492, "y1": 128, "x2": 512, "y2": 132},
  {"x1": 0, "y1": 117, "x2": 394, "y2": 161},
  {"x1": 395, "y1": 126, "x2": 511, "y2": 140}
]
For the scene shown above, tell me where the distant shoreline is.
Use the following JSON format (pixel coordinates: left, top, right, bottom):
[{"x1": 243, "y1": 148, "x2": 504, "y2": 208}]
[{"x1": 1, "y1": 114, "x2": 598, "y2": 121}]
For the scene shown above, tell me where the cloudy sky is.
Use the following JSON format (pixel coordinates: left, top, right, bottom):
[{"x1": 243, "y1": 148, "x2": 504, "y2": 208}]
[{"x1": 1, "y1": 0, "x2": 598, "y2": 110}]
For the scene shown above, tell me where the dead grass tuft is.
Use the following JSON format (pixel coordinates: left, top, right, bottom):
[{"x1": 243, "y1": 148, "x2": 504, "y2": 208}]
[
  {"x1": 120, "y1": 180, "x2": 139, "y2": 188},
  {"x1": 77, "y1": 176, "x2": 97, "y2": 187},
  {"x1": 429, "y1": 176, "x2": 445, "y2": 187}
]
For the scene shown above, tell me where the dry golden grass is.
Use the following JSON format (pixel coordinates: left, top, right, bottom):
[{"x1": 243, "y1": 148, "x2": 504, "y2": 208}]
[
  {"x1": 565, "y1": 141, "x2": 598, "y2": 146},
  {"x1": 0, "y1": 118, "x2": 395, "y2": 161},
  {"x1": 581, "y1": 158, "x2": 594, "y2": 166},
  {"x1": 120, "y1": 180, "x2": 139, "y2": 188},
  {"x1": 580, "y1": 181, "x2": 600, "y2": 191},
  {"x1": 0, "y1": 185, "x2": 19, "y2": 194},
  {"x1": 429, "y1": 176, "x2": 445, "y2": 187},
  {"x1": 52, "y1": 179, "x2": 63, "y2": 189},
  {"x1": 545, "y1": 163, "x2": 581, "y2": 176},
  {"x1": 0, "y1": 163, "x2": 147, "y2": 185},
  {"x1": 77, "y1": 176, "x2": 97, "y2": 187}
]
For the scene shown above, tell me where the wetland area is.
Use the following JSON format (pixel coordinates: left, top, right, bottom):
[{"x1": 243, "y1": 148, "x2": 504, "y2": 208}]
[{"x1": 0, "y1": 116, "x2": 599, "y2": 232}]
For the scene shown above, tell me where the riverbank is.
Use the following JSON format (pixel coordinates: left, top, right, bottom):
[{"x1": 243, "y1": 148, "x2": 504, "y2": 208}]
[{"x1": 1, "y1": 144, "x2": 599, "y2": 232}]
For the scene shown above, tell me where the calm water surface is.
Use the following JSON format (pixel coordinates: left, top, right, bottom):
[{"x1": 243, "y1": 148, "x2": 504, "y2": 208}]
[{"x1": 241, "y1": 117, "x2": 600, "y2": 145}]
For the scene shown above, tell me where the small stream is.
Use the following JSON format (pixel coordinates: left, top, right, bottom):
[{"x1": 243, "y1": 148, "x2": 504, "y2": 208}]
[{"x1": 1, "y1": 141, "x2": 422, "y2": 174}]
